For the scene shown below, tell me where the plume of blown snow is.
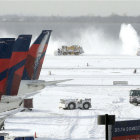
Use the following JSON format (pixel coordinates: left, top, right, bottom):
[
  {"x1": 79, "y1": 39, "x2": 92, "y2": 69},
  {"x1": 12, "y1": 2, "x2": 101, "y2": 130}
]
[
  {"x1": 46, "y1": 37, "x2": 67, "y2": 55},
  {"x1": 79, "y1": 28, "x2": 121, "y2": 55},
  {"x1": 119, "y1": 24, "x2": 140, "y2": 55},
  {"x1": 46, "y1": 27, "x2": 121, "y2": 56},
  {"x1": 46, "y1": 24, "x2": 140, "y2": 56}
]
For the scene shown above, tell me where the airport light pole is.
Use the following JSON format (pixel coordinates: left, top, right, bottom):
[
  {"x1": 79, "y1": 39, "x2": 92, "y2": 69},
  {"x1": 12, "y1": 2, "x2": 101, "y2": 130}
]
[{"x1": 98, "y1": 114, "x2": 115, "y2": 140}]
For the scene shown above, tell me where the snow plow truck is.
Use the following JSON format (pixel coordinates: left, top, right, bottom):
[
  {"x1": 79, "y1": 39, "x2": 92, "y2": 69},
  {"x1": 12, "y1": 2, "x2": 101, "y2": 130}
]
[{"x1": 54, "y1": 45, "x2": 84, "y2": 55}]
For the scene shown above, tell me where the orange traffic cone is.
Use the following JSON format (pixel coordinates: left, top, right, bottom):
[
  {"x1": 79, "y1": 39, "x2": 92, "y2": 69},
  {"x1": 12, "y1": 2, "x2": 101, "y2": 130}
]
[{"x1": 35, "y1": 132, "x2": 37, "y2": 138}]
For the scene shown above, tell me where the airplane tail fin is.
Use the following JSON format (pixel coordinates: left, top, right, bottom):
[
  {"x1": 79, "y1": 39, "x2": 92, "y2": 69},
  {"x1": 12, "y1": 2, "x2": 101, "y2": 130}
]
[
  {"x1": 33, "y1": 30, "x2": 52, "y2": 80},
  {"x1": 0, "y1": 38, "x2": 15, "y2": 97},
  {"x1": 22, "y1": 30, "x2": 52, "y2": 80},
  {"x1": 6, "y1": 35, "x2": 32, "y2": 96}
]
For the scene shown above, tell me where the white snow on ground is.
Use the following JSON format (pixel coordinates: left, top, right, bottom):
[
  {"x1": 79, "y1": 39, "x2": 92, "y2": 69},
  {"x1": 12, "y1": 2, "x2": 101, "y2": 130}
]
[{"x1": 3, "y1": 55, "x2": 140, "y2": 140}]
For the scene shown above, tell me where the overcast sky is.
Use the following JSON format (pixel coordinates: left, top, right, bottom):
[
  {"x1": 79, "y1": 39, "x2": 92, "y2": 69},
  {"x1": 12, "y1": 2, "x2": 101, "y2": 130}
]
[{"x1": 0, "y1": 0, "x2": 140, "y2": 16}]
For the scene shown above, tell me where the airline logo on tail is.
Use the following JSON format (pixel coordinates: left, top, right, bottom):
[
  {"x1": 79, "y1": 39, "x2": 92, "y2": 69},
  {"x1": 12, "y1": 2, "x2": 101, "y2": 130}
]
[
  {"x1": 0, "y1": 38, "x2": 15, "y2": 97},
  {"x1": 6, "y1": 35, "x2": 32, "y2": 96},
  {"x1": 22, "y1": 30, "x2": 52, "y2": 80}
]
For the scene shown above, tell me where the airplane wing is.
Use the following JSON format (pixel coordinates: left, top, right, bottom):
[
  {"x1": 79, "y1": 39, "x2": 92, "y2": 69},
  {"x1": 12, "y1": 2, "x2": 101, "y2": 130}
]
[{"x1": 0, "y1": 108, "x2": 24, "y2": 130}]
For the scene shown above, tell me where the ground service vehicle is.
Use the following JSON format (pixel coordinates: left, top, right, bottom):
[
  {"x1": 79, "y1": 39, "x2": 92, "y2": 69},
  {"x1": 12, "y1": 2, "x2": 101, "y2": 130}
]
[
  {"x1": 129, "y1": 89, "x2": 140, "y2": 106},
  {"x1": 59, "y1": 98, "x2": 91, "y2": 110},
  {"x1": 55, "y1": 45, "x2": 84, "y2": 55}
]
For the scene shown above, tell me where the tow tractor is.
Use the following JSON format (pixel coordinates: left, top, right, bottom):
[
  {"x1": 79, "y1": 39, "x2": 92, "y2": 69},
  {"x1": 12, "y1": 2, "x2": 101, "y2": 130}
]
[{"x1": 59, "y1": 98, "x2": 91, "y2": 110}]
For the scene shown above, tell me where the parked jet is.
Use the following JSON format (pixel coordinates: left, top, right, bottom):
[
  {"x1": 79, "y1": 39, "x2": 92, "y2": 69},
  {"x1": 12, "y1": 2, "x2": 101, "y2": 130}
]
[
  {"x1": 0, "y1": 38, "x2": 42, "y2": 98},
  {"x1": 0, "y1": 31, "x2": 54, "y2": 97},
  {"x1": 0, "y1": 35, "x2": 32, "y2": 113},
  {"x1": 0, "y1": 37, "x2": 30, "y2": 130},
  {"x1": 20, "y1": 30, "x2": 71, "y2": 96},
  {"x1": 0, "y1": 36, "x2": 32, "y2": 130},
  {"x1": 0, "y1": 31, "x2": 71, "y2": 130},
  {"x1": 0, "y1": 31, "x2": 71, "y2": 113}
]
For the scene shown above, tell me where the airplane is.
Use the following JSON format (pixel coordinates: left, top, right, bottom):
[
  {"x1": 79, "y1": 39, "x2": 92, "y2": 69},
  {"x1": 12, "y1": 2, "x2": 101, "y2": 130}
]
[
  {"x1": 0, "y1": 36, "x2": 34, "y2": 130},
  {"x1": 0, "y1": 31, "x2": 71, "y2": 99},
  {"x1": 0, "y1": 35, "x2": 32, "y2": 113},
  {"x1": 0, "y1": 31, "x2": 71, "y2": 130},
  {"x1": 19, "y1": 30, "x2": 71, "y2": 96},
  {"x1": 0, "y1": 36, "x2": 31, "y2": 130},
  {"x1": 0, "y1": 30, "x2": 71, "y2": 113}
]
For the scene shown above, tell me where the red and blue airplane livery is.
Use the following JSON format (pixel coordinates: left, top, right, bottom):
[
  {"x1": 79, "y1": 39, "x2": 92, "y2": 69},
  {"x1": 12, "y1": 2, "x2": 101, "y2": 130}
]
[
  {"x1": 0, "y1": 38, "x2": 15, "y2": 97},
  {"x1": 6, "y1": 35, "x2": 32, "y2": 96},
  {"x1": 22, "y1": 30, "x2": 52, "y2": 80}
]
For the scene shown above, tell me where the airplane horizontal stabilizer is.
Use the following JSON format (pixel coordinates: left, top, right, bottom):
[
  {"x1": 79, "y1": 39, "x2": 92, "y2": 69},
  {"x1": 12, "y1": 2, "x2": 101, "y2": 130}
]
[
  {"x1": 18, "y1": 79, "x2": 72, "y2": 98},
  {"x1": 44, "y1": 79, "x2": 73, "y2": 86}
]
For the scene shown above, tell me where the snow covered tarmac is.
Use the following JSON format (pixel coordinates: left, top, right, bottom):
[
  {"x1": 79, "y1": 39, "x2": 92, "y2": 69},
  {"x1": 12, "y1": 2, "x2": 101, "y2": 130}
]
[{"x1": 4, "y1": 55, "x2": 140, "y2": 140}]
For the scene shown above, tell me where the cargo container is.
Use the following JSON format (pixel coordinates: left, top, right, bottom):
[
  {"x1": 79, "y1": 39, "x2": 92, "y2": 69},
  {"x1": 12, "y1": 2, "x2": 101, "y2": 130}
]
[
  {"x1": 20, "y1": 98, "x2": 33, "y2": 111},
  {"x1": 23, "y1": 98, "x2": 33, "y2": 109}
]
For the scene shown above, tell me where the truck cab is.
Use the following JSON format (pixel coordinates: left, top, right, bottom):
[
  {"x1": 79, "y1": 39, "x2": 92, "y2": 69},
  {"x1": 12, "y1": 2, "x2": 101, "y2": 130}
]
[{"x1": 129, "y1": 89, "x2": 140, "y2": 106}]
